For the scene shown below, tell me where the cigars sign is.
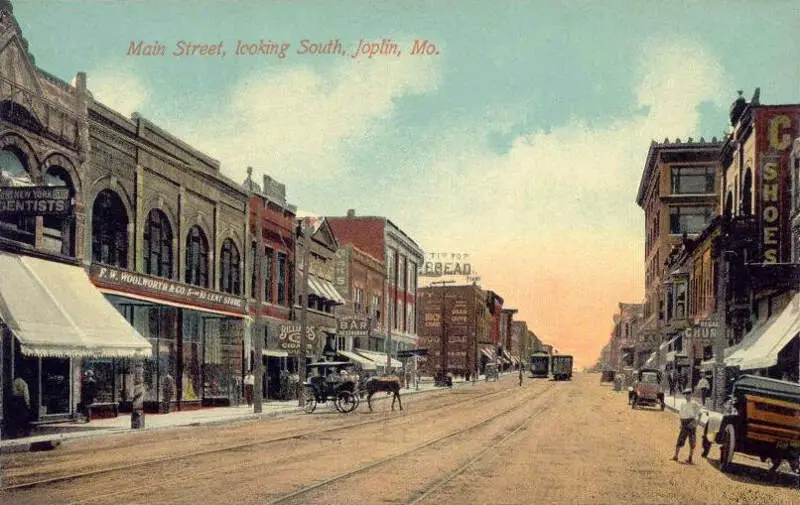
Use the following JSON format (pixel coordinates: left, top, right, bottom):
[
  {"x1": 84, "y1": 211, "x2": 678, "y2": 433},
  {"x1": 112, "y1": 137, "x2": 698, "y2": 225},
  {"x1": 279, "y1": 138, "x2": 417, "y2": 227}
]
[{"x1": 90, "y1": 264, "x2": 246, "y2": 314}]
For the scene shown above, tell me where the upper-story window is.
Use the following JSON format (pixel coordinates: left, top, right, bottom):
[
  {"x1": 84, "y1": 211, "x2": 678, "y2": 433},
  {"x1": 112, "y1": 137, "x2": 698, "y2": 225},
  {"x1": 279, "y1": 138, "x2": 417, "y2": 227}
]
[
  {"x1": 219, "y1": 238, "x2": 241, "y2": 295},
  {"x1": 42, "y1": 167, "x2": 75, "y2": 256},
  {"x1": 264, "y1": 247, "x2": 274, "y2": 302},
  {"x1": 741, "y1": 169, "x2": 753, "y2": 216},
  {"x1": 0, "y1": 149, "x2": 35, "y2": 245},
  {"x1": 143, "y1": 209, "x2": 173, "y2": 279},
  {"x1": 185, "y1": 225, "x2": 209, "y2": 288},
  {"x1": 277, "y1": 252, "x2": 287, "y2": 305},
  {"x1": 675, "y1": 281, "x2": 687, "y2": 320},
  {"x1": 671, "y1": 166, "x2": 715, "y2": 194},
  {"x1": 386, "y1": 249, "x2": 395, "y2": 285},
  {"x1": 669, "y1": 206, "x2": 713, "y2": 234},
  {"x1": 92, "y1": 189, "x2": 128, "y2": 268}
]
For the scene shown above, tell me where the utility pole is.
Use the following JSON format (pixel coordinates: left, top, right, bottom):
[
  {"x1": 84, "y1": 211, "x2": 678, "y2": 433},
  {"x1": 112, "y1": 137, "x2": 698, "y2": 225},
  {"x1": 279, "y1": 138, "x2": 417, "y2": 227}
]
[
  {"x1": 298, "y1": 221, "x2": 310, "y2": 406},
  {"x1": 253, "y1": 185, "x2": 264, "y2": 414},
  {"x1": 472, "y1": 293, "x2": 478, "y2": 385}
]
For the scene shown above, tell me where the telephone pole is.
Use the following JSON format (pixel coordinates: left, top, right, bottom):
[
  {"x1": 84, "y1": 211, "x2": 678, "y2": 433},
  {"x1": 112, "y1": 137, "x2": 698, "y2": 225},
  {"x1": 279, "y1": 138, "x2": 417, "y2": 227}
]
[
  {"x1": 298, "y1": 221, "x2": 310, "y2": 407},
  {"x1": 253, "y1": 185, "x2": 264, "y2": 414}
]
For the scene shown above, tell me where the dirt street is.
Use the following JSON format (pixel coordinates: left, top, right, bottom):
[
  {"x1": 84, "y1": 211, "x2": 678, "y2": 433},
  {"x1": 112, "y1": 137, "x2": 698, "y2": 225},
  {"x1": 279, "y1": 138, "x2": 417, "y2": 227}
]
[{"x1": 1, "y1": 373, "x2": 797, "y2": 505}]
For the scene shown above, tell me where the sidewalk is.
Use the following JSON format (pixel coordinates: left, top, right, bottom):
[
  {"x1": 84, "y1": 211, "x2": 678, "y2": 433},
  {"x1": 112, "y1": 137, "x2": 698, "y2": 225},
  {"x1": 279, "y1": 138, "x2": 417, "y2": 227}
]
[{"x1": 1, "y1": 375, "x2": 482, "y2": 454}]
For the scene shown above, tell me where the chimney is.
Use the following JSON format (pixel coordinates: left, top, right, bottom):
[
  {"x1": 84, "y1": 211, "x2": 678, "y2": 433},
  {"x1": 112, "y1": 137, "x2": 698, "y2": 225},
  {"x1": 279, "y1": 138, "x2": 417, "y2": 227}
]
[{"x1": 346, "y1": 209, "x2": 356, "y2": 218}]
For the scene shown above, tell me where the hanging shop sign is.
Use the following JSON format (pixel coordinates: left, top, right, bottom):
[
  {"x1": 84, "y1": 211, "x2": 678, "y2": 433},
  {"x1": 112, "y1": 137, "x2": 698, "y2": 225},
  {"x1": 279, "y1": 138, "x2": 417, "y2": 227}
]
[
  {"x1": 337, "y1": 316, "x2": 372, "y2": 337},
  {"x1": 0, "y1": 186, "x2": 71, "y2": 216},
  {"x1": 90, "y1": 264, "x2": 247, "y2": 314},
  {"x1": 278, "y1": 323, "x2": 318, "y2": 353}
]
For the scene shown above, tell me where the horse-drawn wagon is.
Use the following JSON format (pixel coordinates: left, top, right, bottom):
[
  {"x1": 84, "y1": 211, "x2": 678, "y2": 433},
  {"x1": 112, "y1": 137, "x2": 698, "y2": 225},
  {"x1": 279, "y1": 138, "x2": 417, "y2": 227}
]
[{"x1": 701, "y1": 374, "x2": 799, "y2": 476}]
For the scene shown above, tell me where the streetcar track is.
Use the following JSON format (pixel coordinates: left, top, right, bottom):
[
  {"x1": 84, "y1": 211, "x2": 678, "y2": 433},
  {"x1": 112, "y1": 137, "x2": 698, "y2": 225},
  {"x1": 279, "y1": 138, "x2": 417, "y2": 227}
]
[
  {"x1": 1, "y1": 382, "x2": 515, "y2": 492},
  {"x1": 263, "y1": 383, "x2": 556, "y2": 505}
]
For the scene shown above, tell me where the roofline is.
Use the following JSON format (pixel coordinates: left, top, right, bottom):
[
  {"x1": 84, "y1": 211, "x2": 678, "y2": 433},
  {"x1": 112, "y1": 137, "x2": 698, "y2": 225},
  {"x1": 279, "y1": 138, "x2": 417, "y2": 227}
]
[{"x1": 635, "y1": 140, "x2": 723, "y2": 207}]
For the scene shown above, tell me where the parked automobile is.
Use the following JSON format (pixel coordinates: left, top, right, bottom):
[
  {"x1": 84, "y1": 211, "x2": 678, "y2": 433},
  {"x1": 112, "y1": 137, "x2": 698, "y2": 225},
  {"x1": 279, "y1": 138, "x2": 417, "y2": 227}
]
[
  {"x1": 701, "y1": 374, "x2": 799, "y2": 476},
  {"x1": 630, "y1": 369, "x2": 665, "y2": 410}
]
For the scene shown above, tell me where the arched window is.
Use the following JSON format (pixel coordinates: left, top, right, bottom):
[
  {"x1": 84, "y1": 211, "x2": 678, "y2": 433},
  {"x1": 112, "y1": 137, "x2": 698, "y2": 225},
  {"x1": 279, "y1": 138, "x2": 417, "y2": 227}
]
[
  {"x1": 741, "y1": 169, "x2": 752, "y2": 216},
  {"x1": 724, "y1": 191, "x2": 733, "y2": 218},
  {"x1": 91, "y1": 189, "x2": 128, "y2": 268},
  {"x1": 42, "y1": 166, "x2": 75, "y2": 256},
  {"x1": 219, "y1": 238, "x2": 241, "y2": 295},
  {"x1": 185, "y1": 225, "x2": 209, "y2": 287},
  {"x1": 0, "y1": 148, "x2": 35, "y2": 245},
  {"x1": 143, "y1": 209, "x2": 173, "y2": 278}
]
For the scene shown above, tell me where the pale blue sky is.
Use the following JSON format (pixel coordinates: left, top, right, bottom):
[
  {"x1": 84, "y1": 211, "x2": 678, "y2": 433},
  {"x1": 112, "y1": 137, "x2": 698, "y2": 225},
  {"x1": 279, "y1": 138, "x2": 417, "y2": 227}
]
[{"x1": 13, "y1": 0, "x2": 800, "y2": 365}]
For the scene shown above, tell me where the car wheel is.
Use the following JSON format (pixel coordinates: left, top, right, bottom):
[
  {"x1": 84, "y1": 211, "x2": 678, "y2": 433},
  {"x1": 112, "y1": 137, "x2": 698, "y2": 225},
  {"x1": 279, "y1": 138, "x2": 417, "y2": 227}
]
[
  {"x1": 337, "y1": 391, "x2": 358, "y2": 413},
  {"x1": 720, "y1": 424, "x2": 736, "y2": 472}
]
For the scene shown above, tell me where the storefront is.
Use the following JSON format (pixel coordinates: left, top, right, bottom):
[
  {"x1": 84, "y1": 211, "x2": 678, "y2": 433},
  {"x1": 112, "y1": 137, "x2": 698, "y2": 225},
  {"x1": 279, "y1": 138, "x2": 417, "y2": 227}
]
[
  {"x1": 90, "y1": 264, "x2": 247, "y2": 412},
  {"x1": 0, "y1": 252, "x2": 151, "y2": 427}
]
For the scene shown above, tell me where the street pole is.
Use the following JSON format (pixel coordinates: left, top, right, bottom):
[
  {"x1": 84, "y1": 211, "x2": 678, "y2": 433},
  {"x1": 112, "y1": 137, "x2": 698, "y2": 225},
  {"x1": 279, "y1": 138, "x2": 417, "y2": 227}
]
[
  {"x1": 472, "y1": 295, "x2": 478, "y2": 385},
  {"x1": 386, "y1": 274, "x2": 392, "y2": 375},
  {"x1": 131, "y1": 360, "x2": 144, "y2": 429},
  {"x1": 253, "y1": 189, "x2": 264, "y2": 414},
  {"x1": 298, "y1": 223, "x2": 310, "y2": 406},
  {"x1": 712, "y1": 251, "x2": 730, "y2": 412}
]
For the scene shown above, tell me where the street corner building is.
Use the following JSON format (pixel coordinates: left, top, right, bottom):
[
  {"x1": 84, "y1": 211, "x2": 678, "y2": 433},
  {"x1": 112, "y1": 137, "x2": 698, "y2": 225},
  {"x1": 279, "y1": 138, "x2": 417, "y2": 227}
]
[
  {"x1": 0, "y1": 1, "x2": 157, "y2": 429},
  {"x1": 0, "y1": 0, "x2": 261, "y2": 431}
]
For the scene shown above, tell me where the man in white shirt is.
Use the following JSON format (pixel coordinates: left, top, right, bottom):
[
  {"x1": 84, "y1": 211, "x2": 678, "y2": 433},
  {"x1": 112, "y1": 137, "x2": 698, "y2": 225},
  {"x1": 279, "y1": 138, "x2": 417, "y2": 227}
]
[{"x1": 672, "y1": 388, "x2": 703, "y2": 464}]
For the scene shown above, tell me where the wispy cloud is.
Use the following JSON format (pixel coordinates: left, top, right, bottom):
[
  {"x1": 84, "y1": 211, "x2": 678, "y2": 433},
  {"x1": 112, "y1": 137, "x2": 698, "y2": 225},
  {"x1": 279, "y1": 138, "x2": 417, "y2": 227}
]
[
  {"x1": 162, "y1": 53, "x2": 441, "y2": 184},
  {"x1": 85, "y1": 62, "x2": 149, "y2": 118}
]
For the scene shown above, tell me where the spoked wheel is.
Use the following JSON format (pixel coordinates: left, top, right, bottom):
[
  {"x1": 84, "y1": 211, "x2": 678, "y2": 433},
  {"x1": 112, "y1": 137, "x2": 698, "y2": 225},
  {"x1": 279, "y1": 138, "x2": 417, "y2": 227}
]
[
  {"x1": 302, "y1": 387, "x2": 317, "y2": 414},
  {"x1": 336, "y1": 391, "x2": 358, "y2": 413},
  {"x1": 719, "y1": 424, "x2": 736, "y2": 472}
]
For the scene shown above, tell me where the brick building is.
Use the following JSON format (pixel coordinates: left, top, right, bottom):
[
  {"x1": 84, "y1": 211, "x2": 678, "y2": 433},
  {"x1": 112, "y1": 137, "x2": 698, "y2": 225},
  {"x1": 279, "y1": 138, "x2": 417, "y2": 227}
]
[{"x1": 327, "y1": 210, "x2": 424, "y2": 361}]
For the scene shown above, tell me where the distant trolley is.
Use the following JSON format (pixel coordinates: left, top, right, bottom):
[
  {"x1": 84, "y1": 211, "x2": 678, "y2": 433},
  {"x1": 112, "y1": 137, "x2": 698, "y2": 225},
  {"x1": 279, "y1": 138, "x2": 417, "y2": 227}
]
[
  {"x1": 551, "y1": 355, "x2": 573, "y2": 381},
  {"x1": 529, "y1": 352, "x2": 551, "y2": 378}
]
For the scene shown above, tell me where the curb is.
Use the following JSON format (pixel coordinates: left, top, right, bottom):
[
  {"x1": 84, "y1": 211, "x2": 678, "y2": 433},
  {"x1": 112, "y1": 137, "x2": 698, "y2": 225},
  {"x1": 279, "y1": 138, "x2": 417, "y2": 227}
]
[{"x1": 1, "y1": 379, "x2": 470, "y2": 454}]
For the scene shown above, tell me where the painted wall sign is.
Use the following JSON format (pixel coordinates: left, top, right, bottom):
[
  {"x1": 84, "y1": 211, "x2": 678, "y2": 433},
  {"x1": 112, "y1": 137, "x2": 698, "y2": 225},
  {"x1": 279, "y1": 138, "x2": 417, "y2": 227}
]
[
  {"x1": 91, "y1": 264, "x2": 247, "y2": 313},
  {"x1": 278, "y1": 323, "x2": 318, "y2": 353}
]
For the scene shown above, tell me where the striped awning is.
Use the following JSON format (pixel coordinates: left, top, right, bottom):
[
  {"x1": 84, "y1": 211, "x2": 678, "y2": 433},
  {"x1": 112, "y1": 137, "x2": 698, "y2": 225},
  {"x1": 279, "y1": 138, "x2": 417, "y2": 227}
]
[{"x1": 307, "y1": 275, "x2": 347, "y2": 305}]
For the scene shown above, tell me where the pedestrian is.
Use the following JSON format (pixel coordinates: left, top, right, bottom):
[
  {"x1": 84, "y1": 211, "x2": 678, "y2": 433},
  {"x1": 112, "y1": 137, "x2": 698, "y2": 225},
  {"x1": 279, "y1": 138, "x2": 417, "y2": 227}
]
[
  {"x1": 10, "y1": 375, "x2": 31, "y2": 438},
  {"x1": 696, "y1": 375, "x2": 711, "y2": 406},
  {"x1": 244, "y1": 370, "x2": 255, "y2": 406},
  {"x1": 668, "y1": 370, "x2": 675, "y2": 396},
  {"x1": 672, "y1": 388, "x2": 702, "y2": 464},
  {"x1": 161, "y1": 372, "x2": 176, "y2": 413},
  {"x1": 80, "y1": 369, "x2": 98, "y2": 423},
  {"x1": 518, "y1": 366, "x2": 523, "y2": 386}
]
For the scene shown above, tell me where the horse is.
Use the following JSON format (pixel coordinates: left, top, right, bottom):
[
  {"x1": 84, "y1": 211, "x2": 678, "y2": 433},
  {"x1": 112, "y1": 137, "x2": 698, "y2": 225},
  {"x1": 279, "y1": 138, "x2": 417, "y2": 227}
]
[{"x1": 363, "y1": 376, "x2": 403, "y2": 412}]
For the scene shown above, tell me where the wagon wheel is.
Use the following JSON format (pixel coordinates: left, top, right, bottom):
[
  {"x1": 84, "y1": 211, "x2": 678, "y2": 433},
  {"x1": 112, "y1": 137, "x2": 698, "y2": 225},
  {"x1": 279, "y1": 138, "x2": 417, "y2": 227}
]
[
  {"x1": 302, "y1": 386, "x2": 317, "y2": 414},
  {"x1": 719, "y1": 424, "x2": 736, "y2": 472},
  {"x1": 336, "y1": 391, "x2": 358, "y2": 413}
]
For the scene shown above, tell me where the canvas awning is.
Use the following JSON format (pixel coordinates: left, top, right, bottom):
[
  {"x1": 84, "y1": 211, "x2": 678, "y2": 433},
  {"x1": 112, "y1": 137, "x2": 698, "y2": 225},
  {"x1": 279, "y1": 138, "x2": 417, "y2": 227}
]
[
  {"x1": 480, "y1": 347, "x2": 496, "y2": 360},
  {"x1": 735, "y1": 292, "x2": 800, "y2": 371},
  {"x1": 337, "y1": 350, "x2": 377, "y2": 370},
  {"x1": 660, "y1": 335, "x2": 680, "y2": 351},
  {"x1": 353, "y1": 348, "x2": 402, "y2": 368},
  {"x1": 643, "y1": 352, "x2": 657, "y2": 368},
  {"x1": 0, "y1": 252, "x2": 151, "y2": 359},
  {"x1": 307, "y1": 275, "x2": 346, "y2": 305}
]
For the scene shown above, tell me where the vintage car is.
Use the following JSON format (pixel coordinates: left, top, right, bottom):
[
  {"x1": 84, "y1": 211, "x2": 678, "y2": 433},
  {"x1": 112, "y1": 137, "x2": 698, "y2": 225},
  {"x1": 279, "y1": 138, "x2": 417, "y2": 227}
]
[
  {"x1": 701, "y1": 374, "x2": 799, "y2": 476},
  {"x1": 630, "y1": 369, "x2": 665, "y2": 410}
]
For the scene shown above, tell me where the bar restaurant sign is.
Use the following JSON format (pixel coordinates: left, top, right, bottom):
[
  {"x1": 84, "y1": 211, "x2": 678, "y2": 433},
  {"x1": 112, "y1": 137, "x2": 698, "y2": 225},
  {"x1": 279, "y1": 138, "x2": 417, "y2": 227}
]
[
  {"x1": 0, "y1": 186, "x2": 71, "y2": 216},
  {"x1": 90, "y1": 264, "x2": 247, "y2": 314},
  {"x1": 337, "y1": 316, "x2": 372, "y2": 338}
]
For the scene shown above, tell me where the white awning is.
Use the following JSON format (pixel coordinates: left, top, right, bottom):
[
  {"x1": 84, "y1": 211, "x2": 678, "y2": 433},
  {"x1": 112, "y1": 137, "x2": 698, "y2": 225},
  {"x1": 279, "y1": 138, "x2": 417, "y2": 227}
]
[
  {"x1": 660, "y1": 335, "x2": 680, "y2": 351},
  {"x1": 735, "y1": 292, "x2": 800, "y2": 370},
  {"x1": 263, "y1": 349, "x2": 289, "y2": 357},
  {"x1": 337, "y1": 350, "x2": 377, "y2": 370},
  {"x1": 353, "y1": 348, "x2": 402, "y2": 368},
  {"x1": 481, "y1": 346, "x2": 495, "y2": 360},
  {"x1": 0, "y1": 252, "x2": 151, "y2": 359},
  {"x1": 307, "y1": 276, "x2": 346, "y2": 305},
  {"x1": 643, "y1": 352, "x2": 657, "y2": 368}
]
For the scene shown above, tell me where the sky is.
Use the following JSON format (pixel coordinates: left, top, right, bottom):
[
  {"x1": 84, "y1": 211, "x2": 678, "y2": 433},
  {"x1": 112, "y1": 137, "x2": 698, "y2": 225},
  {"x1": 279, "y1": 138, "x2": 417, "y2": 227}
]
[{"x1": 13, "y1": 0, "x2": 800, "y2": 369}]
